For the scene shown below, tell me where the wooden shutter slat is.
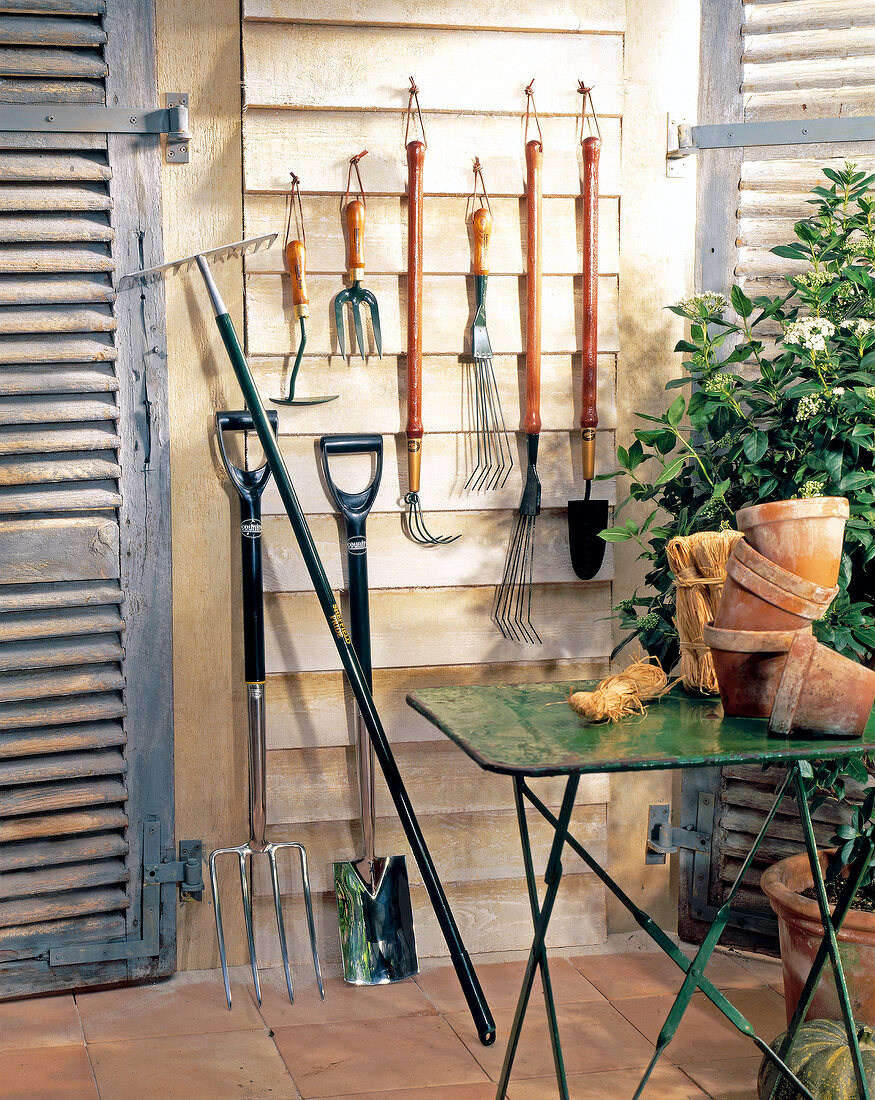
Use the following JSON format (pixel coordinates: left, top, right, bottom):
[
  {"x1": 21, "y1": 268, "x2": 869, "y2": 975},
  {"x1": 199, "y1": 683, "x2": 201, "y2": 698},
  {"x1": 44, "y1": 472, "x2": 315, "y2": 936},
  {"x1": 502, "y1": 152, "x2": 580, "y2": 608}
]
[
  {"x1": 0, "y1": 639, "x2": 126, "y2": 675},
  {"x1": 0, "y1": 1, "x2": 107, "y2": 13},
  {"x1": 0, "y1": 747, "x2": 124, "y2": 785},
  {"x1": 0, "y1": 483, "x2": 122, "y2": 513},
  {"x1": 0, "y1": 832, "x2": 128, "y2": 873},
  {"x1": 0, "y1": 335, "x2": 116, "y2": 363},
  {"x1": 0, "y1": 455, "x2": 121, "y2": 486},
  {"x1": 0, "y1": 152, "x2": 110, "y2": 182},
  {"x1": 0, "y1": 16, "x2": 107, "y2": 47},
  {"x1": 1, "y1": 366, "x2": 119, "y2": 395},
  {"x1": 0, "y1": 776, "x2": 126, "y2": 816},
  {"x1": 0, "y1": 693, "x2": 125, "y2": 731},
  {"x1": 0, "y1": 184, "x2": 111, "y2": 212},
  {"x1": 0, "y1": 309, "x2": 115, "y2": 334},
  {"x1": 744, "y1": 0, "x2": 874, "y2": 34},
  {"x1": 0, "y1": 214, "x2": 113, "y2": 242},
  {"x1": 0, "y1": 273, "x2": 114, "y2": 305},
  {"x1": 0, "y1": 885, "x2": 128, "y2": 929},
  {"x1": 0, "y1": 719, "x2": 124, "y2": 759},
  {"x1": 0, "y1": 665, "x2": 125, "y2": 706},
  {"x1": 0, "y1": 426, "x2": 119, "y2": 454},
  {"x1": 0, "y1": 913, "x2": 123, "y2": 962},
  {"x1": 0, "y1": 45, "x2": 106, "y2": 77},
  {"x1": 0, "y1": 605, "x2": 123, "y2": 642},
  {"x1": 0, "y1": 517, "x2": 119, "y2": 584},
  {"x1": 0, "y1": 860, "x2": 128, "y2": 904},
  {"x1": 0, "y1": 578, "x2": 121, "y2": 614},
  {"x1": 0, "y1": 242, "x2": 112, "y2": 272},
  {"x1": 0, "y1": 76, "x2": 103, "y2": 105},
  {"x1": 0, "y1": 803, "x2": 126, "y2": 842}
]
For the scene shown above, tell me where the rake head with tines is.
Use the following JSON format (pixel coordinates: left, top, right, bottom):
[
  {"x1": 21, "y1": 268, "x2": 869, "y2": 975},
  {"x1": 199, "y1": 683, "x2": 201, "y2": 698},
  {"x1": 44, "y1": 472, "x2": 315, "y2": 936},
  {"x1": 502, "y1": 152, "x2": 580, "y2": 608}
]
[{"x1": 493, "y1": 434, "x2": 541, "y2": 643}]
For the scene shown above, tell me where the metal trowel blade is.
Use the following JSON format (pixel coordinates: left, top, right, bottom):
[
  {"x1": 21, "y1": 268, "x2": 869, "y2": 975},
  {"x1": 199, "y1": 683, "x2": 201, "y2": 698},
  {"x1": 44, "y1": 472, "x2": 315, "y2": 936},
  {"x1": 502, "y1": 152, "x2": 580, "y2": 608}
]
[
  {"x1": 334, "y1": 855, "x2": 418, "y2": 985},
  {"x1": 567, "y1": 496, "x2": 609, "y2": 580}
]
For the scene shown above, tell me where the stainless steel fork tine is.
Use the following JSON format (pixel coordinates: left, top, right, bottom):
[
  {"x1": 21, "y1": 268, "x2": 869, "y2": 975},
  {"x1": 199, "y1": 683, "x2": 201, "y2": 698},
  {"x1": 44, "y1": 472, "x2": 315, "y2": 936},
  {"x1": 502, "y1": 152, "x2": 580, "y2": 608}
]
[
  {"x1": 209, "y1": 848, "x2": 234, "y2": 1010},
  {"x1": 238, "y1": 850, "x2": 262, "y2": 1007},
  {"x1": 281, "y1": 841, "x2": 324, "y2": 1000},
  {"x1": 266, "y1": 846, "x2": 295, "y2": 1006},
  {"x1": 351, "y1": 298, "x2": 366, "y2": 360}
]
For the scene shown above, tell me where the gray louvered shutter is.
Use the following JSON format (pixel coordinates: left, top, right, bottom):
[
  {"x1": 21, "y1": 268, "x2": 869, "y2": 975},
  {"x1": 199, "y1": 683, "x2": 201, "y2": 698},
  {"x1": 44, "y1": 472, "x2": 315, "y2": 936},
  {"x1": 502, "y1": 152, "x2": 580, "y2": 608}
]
[
  {"x1": 0, "y1": 0, "x2": 174, "y2": 996},
  {"x1": 679, "y1": 0, "x2": 875, "y2": 950}
]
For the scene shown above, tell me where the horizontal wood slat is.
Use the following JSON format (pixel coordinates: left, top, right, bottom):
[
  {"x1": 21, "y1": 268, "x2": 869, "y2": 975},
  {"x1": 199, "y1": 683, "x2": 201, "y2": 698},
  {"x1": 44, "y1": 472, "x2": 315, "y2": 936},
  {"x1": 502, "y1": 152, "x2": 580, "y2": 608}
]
[
  {"x1": 0, "y1": 242, "x2": 112, "y2": 273},
  {"x1": 0, "y1": 913, "x2": 123, "y2": 963},
  {"x1": 247, "y1": 273, "x2": 619, "y2": 358},
  {"x1": 0, "y1": 719, "x2": 124, "y2": 759},
  {"x1": 0, "y1": 664, "x2": 125, "y2": 705},
  {"x1": 0, "y1": 15, "x2": 106, "y2": 47},
  {"x1": 0, "y1": 424, "x2": 120, "y2": 453},
  {"x1": 248, "y1": 353, "x2": 617, "y2": 437},
  {"x1": 0, "y1": 44, "x2": 106, "y2": 77},
  {"x1": 0, "y1": 75, "x2": 103, "y2": 105},
  {"x1": 0, "y1": 858, "x2": 127, "y2": 903},
  {"x1": 0, "y1": 517, "x2": 119, "y2": 583},
  {"x1": 0, "y1": 604, "x2": 123, "y2": 643},
  {"x1": 245, "y1": 195, "x2": 621, "y2": 277},
  {"x1": 0, "y1": 0, "x2": 106, "y2": 11},
  {"x1": 264, "y1": 582, "x2": 612, "y2": 674},
  {"x1": 0, "y1": 273, "x2": 114, "y2": 305},
  {"x1": 0, "y1": 482, "x2": 122, "y2": 513},
  {"x1": 0, "y1": 747, "x2": 125, "y2": 788},
  {"x1": 263, "y1": 509, "x2": 612, "y2": 593},
  {"x1": 0, "y1": 335, "x2": 116, "y2": 363},
  {"x1": 744, "y1": 0, "x2": 873, "y2": 33},
  {"x1": 0, "y1": 691, "x2": 125, "y2": 730},
  {"x1": 0, "y1": 885, "x2": 127, "y2": 929},
  {"x1": 0, "y1": 184, "x2": 111, "y2": 212},
  {"x1": 0, "y1": 832, "x2": 127, "y2": 874},
  {"x1": 0, "y1": 803, "x2": 126, "y2": 842},
  {"x1": 263, "y1": 660, "x2": 612, "y2": 752},
  {"x1": 743, "y1": 25, "x2": 875, "y2": 64},
  {"x1": 1, "y1": 366, "x2": 118, "y2": 395},
  {"x1": 0, "y1": 213, "x2": 113, "y2": 243},
  {"x1": 0, "y1": 152, "x2": 110, "y2": 183},
  {"x1": 0, "y1": 776, "x2": 126, "y2": 817},
  {"x1": 0, "y1": 579, "x2": 121, "y2": 613},
  {"x1": 1, "y1": 305, "x2": 114, "y2": 332},
  {"x1": 0, "y1": 454, "x2": 120, "y2": 485},
  {"x1": 258, "y1": 431, "x2": 615, "y2": 515},
  {"x1": 0, "y1": 636, "x2": 124, "y2": 674},
  {"x1": 244, "y1": 112, "x2": 623, "y2": 197},
  {"x1": 244, "y1": 23, "x2": 624, "y2": 115},
  {"x1": 0, "y1": 394, "x2": 118, "y2": 424}
]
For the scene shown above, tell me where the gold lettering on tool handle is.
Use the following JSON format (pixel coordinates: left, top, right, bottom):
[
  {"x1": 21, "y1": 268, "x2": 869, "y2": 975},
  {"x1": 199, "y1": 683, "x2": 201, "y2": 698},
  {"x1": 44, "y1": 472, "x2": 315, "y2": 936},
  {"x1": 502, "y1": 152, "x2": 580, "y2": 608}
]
[{"x1": 330, "y1": 603, "x2": 352, "y2": 645}]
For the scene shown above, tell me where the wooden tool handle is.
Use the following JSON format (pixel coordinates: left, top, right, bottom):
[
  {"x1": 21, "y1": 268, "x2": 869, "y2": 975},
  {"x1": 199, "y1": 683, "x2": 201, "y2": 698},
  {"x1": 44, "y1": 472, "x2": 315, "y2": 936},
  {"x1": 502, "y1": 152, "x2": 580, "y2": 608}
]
[
  {"x1": 581, "y1": 136, "x2": 600, "y2": 478},
  {"x1": 406, "y1": 140, "x2": 425, "y2": 490},
  {"x1": 345, "y1": 198, "x2": 365, "y2": 280},
  {"x1": 525, "y1": 139, "x2": 542, "y2": 436},
  {"x1": 472, "y1": 206, "x2": 491, "y2": 276},
  {"x1": 285, "y1": 239, "x2": 309, "y2": 320}
]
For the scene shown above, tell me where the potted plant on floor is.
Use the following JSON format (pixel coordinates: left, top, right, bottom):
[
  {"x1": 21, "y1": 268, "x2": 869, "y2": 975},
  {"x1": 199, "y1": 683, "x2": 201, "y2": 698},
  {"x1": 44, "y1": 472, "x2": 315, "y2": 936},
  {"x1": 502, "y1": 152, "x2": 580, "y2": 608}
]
[{"x1": 600, "y1": 161, "x2": 875, "y2": 1022}]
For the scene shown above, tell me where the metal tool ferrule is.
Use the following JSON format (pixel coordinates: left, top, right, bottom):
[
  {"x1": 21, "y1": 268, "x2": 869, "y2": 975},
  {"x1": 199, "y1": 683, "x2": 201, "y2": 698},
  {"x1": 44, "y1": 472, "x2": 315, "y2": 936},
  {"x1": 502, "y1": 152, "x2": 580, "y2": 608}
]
[
  {"x1": 293, "y1": 303, "x2": 309, "y2": 320},
  {"x1": 348, "y1": 266, "x2": 364, "y2": 282}
]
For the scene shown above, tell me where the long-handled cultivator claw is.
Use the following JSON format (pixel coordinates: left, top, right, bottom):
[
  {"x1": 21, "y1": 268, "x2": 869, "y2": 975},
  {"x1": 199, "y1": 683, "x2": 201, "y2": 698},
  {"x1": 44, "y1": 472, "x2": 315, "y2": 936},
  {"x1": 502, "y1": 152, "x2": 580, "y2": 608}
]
[{"x1": 404, "y1": 490, "x2": 460, "y2": 545}]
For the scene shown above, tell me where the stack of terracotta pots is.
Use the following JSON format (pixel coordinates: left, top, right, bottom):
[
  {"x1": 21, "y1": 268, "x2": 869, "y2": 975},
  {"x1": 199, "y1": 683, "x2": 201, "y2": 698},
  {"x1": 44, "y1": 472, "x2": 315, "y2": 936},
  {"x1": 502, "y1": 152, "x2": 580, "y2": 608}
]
[{"x1": 703, "y1": 497, "x2": 875, "y2": 738}]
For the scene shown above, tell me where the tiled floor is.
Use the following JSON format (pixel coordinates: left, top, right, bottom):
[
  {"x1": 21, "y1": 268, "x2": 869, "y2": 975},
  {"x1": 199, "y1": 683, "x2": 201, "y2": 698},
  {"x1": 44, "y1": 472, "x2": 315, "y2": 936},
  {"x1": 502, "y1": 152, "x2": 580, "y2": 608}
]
[{"x1": 0, "y1": 947, "x2": 786, "y2": 1100}]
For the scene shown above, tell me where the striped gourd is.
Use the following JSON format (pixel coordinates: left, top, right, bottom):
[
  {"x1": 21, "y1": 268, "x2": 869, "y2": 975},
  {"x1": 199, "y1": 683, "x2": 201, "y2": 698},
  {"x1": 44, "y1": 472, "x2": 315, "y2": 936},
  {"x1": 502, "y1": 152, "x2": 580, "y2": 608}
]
[{"x1": 758, "y1": 1019, "x2": 875, "y2": 1099}]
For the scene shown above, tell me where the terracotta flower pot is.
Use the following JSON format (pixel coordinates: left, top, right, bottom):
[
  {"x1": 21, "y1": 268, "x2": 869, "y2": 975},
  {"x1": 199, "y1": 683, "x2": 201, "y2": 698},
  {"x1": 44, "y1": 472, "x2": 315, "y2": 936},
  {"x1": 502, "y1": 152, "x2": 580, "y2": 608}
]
[
  {"x1": 714, "y1": 545, "x2": 837, "y2": 633},
  {"x1": 735, "y1": 496, "x2": 850, "y2": 588},
  {"x1": 769, "y1": 630, "x2": 875, "y2": 739},
  {"x1": 762, "y1": 849, "x2": 875, "y2": 1027},
  {"x1": 703, "y1": 622, "x2": 810, "y2": 719}
]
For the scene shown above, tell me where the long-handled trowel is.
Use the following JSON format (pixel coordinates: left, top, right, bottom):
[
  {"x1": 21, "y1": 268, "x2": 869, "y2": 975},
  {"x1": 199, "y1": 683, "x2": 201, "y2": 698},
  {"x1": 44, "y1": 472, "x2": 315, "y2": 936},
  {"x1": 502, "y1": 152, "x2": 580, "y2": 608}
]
[{"x1": 320, "y1": 433, "x2": 418, "y2": 984}]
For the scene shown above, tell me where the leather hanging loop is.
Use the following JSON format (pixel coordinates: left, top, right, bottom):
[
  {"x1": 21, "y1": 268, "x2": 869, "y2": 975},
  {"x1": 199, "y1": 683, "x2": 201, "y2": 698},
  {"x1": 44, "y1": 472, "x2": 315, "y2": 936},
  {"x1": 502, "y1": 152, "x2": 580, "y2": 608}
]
[
  {"x1": 404, "y1": 75, "x2": 426, "y2": 148},
  {"x1": 524, "y1": 79, "x2": 543, "y2": 150},
  {"x1": 471, "y1": 157, "x2": 492, "y2": 215},
  {"x1": 344, "y1": 150, "x2": 368, "y2": 210},
  {"x1": 285, "y1": 171, "x2": 306, "y2": 250},
  {"x1": 577, "y1": 80, "x2": 602, "y2": 143}
]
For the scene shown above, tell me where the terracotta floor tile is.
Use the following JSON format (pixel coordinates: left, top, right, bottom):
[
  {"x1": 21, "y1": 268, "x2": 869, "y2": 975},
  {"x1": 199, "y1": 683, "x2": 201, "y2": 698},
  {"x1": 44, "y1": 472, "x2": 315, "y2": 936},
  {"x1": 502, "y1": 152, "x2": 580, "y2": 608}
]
[
  {"x1": 680, "y1": 1054, "x2": 763, "y2": 1099},
  {"x1": 88, "y1": 1030, "x2": 297, "y2": 1100},
  {"x1": 75, "y1": 971, "x2": 263, "y2": 1041},
  {"x1": 327, "y1": 1087, "x2": 497, "y2": 1100},
  {"x1": 612, "y1": 986, "x2": 786, "y2": 1065},
  {"x1": 0, "y1": 1045, "x2": 98, "y2": 1100},
  {"x1": 445, "y1": 998, "x2": 656, "y2": 1081},
  {"x1": 272, "y1": 1014, "x2": 489, "y2": 1097},
  {"x1": 505, "y1": 1062, "x2": 709, "y2": 1098},
  {"x1": 254, "y1": 969, "x2": 436, "y2": 1029},
  {"x1": 415, "y1": 958, "x2": 604, "y2": 1014},
  {"x1": 0, "y1": 993, "x2": 83, "y2": 1050}
]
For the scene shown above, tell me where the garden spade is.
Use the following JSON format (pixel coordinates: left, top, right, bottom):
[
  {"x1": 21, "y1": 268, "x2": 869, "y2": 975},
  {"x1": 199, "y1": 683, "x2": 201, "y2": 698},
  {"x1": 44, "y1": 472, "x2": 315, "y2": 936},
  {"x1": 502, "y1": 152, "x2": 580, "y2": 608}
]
[
  {"x1": 320, "y1": 433, "x2": 418, "y2": 985},
  {"x1": 567, "y1": 134, "x2": 608, "y2": 580}
]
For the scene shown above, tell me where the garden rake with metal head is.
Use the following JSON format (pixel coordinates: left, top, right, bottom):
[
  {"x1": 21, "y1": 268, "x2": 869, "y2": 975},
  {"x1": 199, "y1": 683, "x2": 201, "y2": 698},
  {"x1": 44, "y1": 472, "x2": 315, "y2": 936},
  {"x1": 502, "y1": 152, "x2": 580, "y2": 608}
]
[
  {"x1": 211, "y1": 409, "x2": 323, "y2": 1011},
  {"x1": 334, "y1": 151, "x2": 382, "y2": 360},
  {"x1": 466, "y1": 159, "x2": 513, "y2": 491},
  {"x1": 119, "y1": 235, "x2": 496, "y2": 1046}
]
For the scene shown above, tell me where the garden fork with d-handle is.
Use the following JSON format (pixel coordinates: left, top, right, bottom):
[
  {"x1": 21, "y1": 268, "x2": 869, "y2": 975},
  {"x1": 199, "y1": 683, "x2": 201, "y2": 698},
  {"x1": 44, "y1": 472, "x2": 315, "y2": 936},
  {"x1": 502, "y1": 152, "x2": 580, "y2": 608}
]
[{"x1": 210, "y1": 410, "x2": 324, "y2": 1011}]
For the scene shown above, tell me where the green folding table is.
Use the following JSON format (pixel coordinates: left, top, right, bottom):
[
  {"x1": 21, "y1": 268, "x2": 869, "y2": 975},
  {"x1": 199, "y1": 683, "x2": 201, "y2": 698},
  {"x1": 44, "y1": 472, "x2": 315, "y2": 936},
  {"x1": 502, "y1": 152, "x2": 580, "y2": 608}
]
[{"x1": 407, "y1": 682, "x2": 875, "y2": 1100}]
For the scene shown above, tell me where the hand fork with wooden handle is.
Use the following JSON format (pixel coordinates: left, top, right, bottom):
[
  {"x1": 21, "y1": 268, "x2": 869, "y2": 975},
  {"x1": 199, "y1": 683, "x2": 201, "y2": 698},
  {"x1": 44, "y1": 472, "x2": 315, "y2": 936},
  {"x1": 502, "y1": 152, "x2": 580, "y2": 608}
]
[{"x1": 334, "y1": 199, "x2": 382, "y2": 360}]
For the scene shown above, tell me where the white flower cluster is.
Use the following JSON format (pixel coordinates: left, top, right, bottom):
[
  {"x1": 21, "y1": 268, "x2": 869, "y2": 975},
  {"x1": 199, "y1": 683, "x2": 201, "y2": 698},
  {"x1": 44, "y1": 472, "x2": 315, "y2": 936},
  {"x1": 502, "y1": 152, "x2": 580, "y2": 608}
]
[
  {"x1": 799, "y1": 480, "x2": 825, "y2": 499},
  {"x1": 796, "y1": 393, "x2": 824, "y2": 421},
  {"x1": 702, "y1": 372, "x2": 735, "y2": 395},
  {"x1": 783, "y1": 317, "x2": 836, "y2": 352},
  {"x1": 846, "y1": 318, "x2": 875, "y2": 340},
  {"x1": 866, "y1": 386, "x2": 875, "y2": 403},
  {"x1": 676, "y1": 292, "x2": 727, "y2": 316}
]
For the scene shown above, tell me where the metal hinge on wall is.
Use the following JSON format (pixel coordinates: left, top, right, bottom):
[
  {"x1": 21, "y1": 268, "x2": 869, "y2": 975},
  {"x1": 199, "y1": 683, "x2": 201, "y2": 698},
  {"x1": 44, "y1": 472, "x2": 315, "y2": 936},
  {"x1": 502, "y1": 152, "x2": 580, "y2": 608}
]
[
  {"x1": 646, "y1": 799, "x2": 712, "y2": 865},
  {"x1": 49, "y1": 818, "x2": 203, "y2": 967},
  {"x1": 0, "y1": 93, "x2": 191, "y2": 162}
]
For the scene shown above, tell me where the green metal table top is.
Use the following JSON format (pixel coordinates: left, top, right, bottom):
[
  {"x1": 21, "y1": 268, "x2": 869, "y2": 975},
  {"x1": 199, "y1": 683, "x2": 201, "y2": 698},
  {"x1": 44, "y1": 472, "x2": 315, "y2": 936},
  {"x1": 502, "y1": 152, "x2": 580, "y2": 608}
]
[{"x1": 406, "y1": 682, "x2": 875, "y2": 777}]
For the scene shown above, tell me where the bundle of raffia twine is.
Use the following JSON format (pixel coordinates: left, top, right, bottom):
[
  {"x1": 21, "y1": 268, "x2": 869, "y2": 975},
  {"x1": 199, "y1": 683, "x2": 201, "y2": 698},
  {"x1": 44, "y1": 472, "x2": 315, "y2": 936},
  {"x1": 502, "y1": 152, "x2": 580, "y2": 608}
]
[
  {"x1": 567, "y1": 655, "x2": 669, "y2": 723},
  {"x1": 666, "y1": 529, "x2": 744, "y2": 693}
]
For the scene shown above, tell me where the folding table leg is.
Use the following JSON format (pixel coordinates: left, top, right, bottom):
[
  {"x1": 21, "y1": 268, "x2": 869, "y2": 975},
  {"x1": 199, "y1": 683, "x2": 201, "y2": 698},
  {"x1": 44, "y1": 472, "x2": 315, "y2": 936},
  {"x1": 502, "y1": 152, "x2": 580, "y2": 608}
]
[{"x1": 495, "y1": 774, "x2": 580, "y2": 1100}]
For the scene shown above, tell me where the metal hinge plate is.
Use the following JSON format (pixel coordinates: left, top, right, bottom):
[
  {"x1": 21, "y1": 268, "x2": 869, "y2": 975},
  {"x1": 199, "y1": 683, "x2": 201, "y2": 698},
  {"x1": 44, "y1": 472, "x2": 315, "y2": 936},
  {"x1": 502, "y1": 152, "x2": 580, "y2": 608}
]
[
  {"x1": 646, "y1": 801, "x2": 711, "y2": 864},
  {"x1": 667, "y1": 110, "x2": 875, "y2": 162}
]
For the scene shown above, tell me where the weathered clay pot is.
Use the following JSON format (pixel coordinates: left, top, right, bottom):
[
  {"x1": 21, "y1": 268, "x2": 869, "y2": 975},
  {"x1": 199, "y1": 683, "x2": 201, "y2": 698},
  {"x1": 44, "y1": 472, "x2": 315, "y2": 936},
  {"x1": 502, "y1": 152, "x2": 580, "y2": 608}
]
[
  {"x1": 769, "y1": 630, "x2": 875, "y2": 740},
  {"x1": 762, "y1": 849, "x2": 875, "y2": 1027},
  {"x1": 714, "y1": 545, "x2": 837, "y2": 633},
  {"x1": 703, "y1": 622, "x2": 810, "y2": 719},
  {"x1": 735, "y1": 496, "x2": 850, "y2": 588}
]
